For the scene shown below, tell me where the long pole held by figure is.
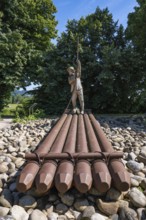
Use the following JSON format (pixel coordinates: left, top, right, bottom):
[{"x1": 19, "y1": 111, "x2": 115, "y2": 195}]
[{"x1": 77, "y1": 37, "x2": 79, "y2": 61}]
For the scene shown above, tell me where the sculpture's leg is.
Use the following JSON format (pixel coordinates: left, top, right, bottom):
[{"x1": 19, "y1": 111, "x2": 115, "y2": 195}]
[
  {"x1": 78, "y1": 89, "x2": 84, "y2": 114},
  {"x1": 72, "y1": 90, "x2": 77, "y2": 113}
]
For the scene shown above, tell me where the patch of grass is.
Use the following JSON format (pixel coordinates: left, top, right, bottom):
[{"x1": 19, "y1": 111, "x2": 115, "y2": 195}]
[
  {"x1": 1, "y1": 104, "x2": 22, "y2": 118},
  {"x1": 13, "y1": 115, "x2": 36, "y2": 123},
  {"x1": 13, "y1": 109, "x2": 47, "y2": 123}
]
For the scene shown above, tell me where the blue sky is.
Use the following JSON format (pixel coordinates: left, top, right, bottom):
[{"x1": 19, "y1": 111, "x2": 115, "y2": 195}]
[{"x1": 53, "y1": 0, "x2": 138, "y2": 35}]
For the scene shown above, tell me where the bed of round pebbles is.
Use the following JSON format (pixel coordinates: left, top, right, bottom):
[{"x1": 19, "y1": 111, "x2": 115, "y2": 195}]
[{"x1": 0, "y1": 115, "x2": 146, "y2": 220}]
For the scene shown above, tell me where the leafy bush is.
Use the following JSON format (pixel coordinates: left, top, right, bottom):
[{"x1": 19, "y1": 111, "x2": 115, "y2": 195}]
[{"x1": 13, "y1": 108, "x2": 46, "y2": 123}]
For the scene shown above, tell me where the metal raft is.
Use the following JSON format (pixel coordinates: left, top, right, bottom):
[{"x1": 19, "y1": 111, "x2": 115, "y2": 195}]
[{"x1": 17, "y1": 113, "x2": 131, "y2": 194}]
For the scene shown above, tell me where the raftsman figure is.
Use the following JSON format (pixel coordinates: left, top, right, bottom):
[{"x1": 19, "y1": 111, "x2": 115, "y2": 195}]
[{"x1": 67, "y1": 59, "x2": 84, "y2": 114}]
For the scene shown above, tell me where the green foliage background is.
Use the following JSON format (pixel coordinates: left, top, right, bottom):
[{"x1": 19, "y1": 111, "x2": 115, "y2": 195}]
[
  {"x1": 0, "y1": 0, "x2": 146, "y2": 114},
  {"x1": 0, "y1": 0, "x2": 57, "y2": 110}
]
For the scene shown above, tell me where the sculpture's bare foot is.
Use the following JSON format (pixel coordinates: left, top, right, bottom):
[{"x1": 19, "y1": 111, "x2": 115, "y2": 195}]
[
  {"x1": 76, "y1": 108, "x2": 80, "y2": 114},
  {"x1": 73, "y1": 108, "x2": 77, "y2": 114}
]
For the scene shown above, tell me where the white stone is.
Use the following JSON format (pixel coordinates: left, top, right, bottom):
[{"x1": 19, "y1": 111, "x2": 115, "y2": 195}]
[
  {"x1": 0, "y1": 206, "x2": 9, "y2": 216},
  {"x1": 10, "y1": 205, "x2": 29, "y2": 220},
  {"x1": 8, "y1": 145, "x2": 17, "y2": 153},
  {"x1": 0, "y1": 162, "x2": 8, "y2": 173},
  {"x1": 131, "y1": 178, "x2": 139, "y2": 187},
  {"x1": 30, "y1": 209, "x2": 48, "y2": 220},
  {"x1": 91, "y1": 213, "x2": 108, "y2": 220},
  {"x1": 48, "y1": 212, "x2": 58, "y2": 220},
  {"x1": 15, "y1": 158, "x2": 25, "y2": 168},
  {"x1": 65, "y1": 210, "x2": 75, "y2": 219}
]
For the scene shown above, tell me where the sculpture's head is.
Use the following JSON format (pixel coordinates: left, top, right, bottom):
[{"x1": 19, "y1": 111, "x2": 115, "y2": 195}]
[{"x1": 67, "y1": 66, "x2": 75, "y2": 75}]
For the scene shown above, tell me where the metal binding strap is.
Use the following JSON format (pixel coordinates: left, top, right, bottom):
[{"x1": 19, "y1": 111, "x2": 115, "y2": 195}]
[
  {"x1": 94, "y1": 151, "x2": 110, "y2": 164},
  {"x1": 64, "y1": 152, "x2": 75, "y2": 165},
  {"x1": 34, "y1": 152, "x2": 42, "y2": 165}
]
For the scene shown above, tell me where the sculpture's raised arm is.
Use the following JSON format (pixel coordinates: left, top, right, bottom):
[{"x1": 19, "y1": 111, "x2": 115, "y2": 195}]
[{"x1": 76, "y1": 59, "x2": 81, "y2": 78}]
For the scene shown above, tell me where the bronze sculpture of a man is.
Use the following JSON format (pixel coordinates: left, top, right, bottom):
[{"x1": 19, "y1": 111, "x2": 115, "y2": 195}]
[{"x1": 67, "y1": 59, "x2": 84, "y2": 114}]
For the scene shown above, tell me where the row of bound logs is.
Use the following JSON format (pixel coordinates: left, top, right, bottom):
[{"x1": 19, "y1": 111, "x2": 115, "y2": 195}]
[{"x1": 16, "y1": 113, "x2": 131, "y2": 194}]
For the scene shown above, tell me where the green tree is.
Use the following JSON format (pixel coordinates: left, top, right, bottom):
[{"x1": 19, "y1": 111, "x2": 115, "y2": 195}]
[
  {"x1": 34, "y1": 7, "x2": 128, "y2": 113},
  {"x1": 96, "y1": 45, "x2": 145, "y2": 113},
  {"x1": 126, "y1": 0, "x2": 146, "y2": 112},
  {"x1": 126, "y1": 0, "x2": 146, "y2": 55},
  {"x1": 34, "y1": 6, "x2": 146, "y2": 114},
  {"x1": 32, "y1": 47, "x2": 71, "y2": 114},
  {"x1": 0, "y1": 0, "x2": 57, "y2": 110}
]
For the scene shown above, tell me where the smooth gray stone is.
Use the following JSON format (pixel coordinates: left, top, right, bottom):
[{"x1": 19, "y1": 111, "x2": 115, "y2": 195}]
[
  {"x1": 82, "y1": 206, "x2": 95, "y2": 218},
  {"x1": 0, "y1": 189, "x2": 13, "y2": 208},
  {"x1": 59, "y1": 192, "x2": 74, "y2": 206},
  {"x1": 119, "y1": 207, "x2": 138, "y2": 220},
  {"x1": 126, "y1": 160, "x2": 144, "y2": 172},
  {"x1": 137, "y1": 208, "x2": 146, "y2": 220},
  {"x1": 128, "y1": 187, "x2": 146, "y2": 207},
  {"x1": 0, "y1": 216, "x2": 14, "y2": 220}
]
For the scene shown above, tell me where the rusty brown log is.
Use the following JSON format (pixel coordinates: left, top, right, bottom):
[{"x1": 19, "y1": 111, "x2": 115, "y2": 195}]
[
  {"x1": 89, "y1": 114, "x2": 131, "y2": 191},
  {"x1": 55, "y1": 160, "x2": 74, "y2": 193},
  {"x1": 35, "y1": 161, "x2": 57, "y2": 193},
  {"x1": 62, "y1": 114, "x2": 78, "y2": 153},
  {"x1": 17, "y1": 114, "x2": 67, "y2": 192},
  {"x1": 36, "y1": 114, "x2": 68, "y2": 154},
  {"x1": 17, "y1": 112, "x2": 130, "y2": 193},
  {"x1": 89, "y1": 114, "x2": 113, "y2": 152},
  {"x1": 84, "y1": 114, "x2": 101, "y2": 152},
  {"x1": 17, "y1": 161, "x2": 40, "y2": 192},
  {"x1": 50, "y1": 114, "x2": 72, "y2": 153},
  {"x1": 36, "y1": 114, "x2": 72, "y2": 192},
  {"x1": 84, "y1": 114, "x2": 111, "y2": 192},
  {"x1": 109, "y1": 159, "x2": 131, "y2": 191},
  {"x1": 76, "y1": 114, "x2": 88, "y2": 153},
  {"x1": 55, "y1": 115, "x2": 78, "y2": 193},
  {"x1": 75, "y1": 160, "x2": 92, "y2": 193},
  {"x1": 74, "y1": 114, "x2": 92, "y2": 193},
  {"x1": 92, "y1": 160, "x2": 111, "y2": 193}
]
